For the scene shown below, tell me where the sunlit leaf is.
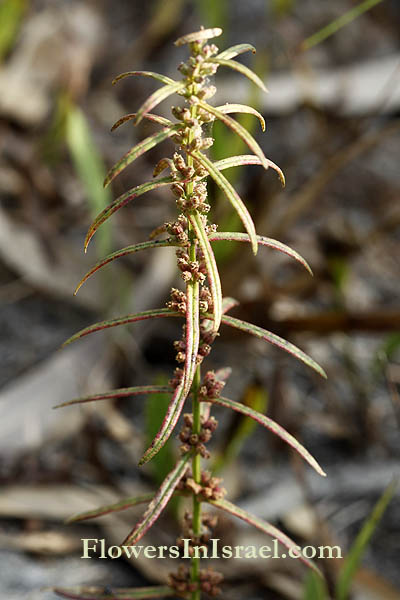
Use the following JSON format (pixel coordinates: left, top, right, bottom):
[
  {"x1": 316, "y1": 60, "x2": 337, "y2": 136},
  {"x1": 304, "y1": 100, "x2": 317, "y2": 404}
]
[
  {"x1": 216, "y1": 43, "x2": 256, "y2": 60},
  {"x1": 209, "y1": 232, "x2": 311, "y2": 274},
  {"x1": 75, "y1": 239, "x2": 177, "y2": 295},
  {"x1": 122, "y1": 453, "x2": 191, "y2": 545},
  {"x1": 174, "y1": 27, "x2": 223, "y2": 46},
  {"x1": 53, "y1": 385, "x2": 171, "y2": 409},
  {"x1": 336, "y1": 480, "x2": 397, "y2": 600},
  {"x1": 183, "y1": 278, "x2": 200, "y2": 396},
  {"x1": 209, "y1": 396, "x2": 326, "y2": 476},
  {"x1": 54, "y1": 586, "x2": 174, "y2": 600},
  {"x1": 62, "y1": 309, "x2": 180, "y2": 348},
  {"x1": 209, "y1": 498, "x2": 322, "y2": 575},
  {"x1": 133, "y1": 81, "x2": 185, "y2": 126},
  {"x1": 213, "y1": 154, "x2": 285, "y2": 186},
  {"x1": 215, "y1": 104, "x2": 265, "y2": 131},
  {"x1": 104, "y1": 126, "x2": 179, "y2": 188},
  {"x1": 112, "y1": 71, "x2": 177, "y2": 86},
  {"x1": 196, "y1": 100, "x2": 277, "y2": 176},
  {"x1": 111, "y1": 112, "x2": 173, "y2": 132},
  {"x1": 86, "y1": 176, "x2": 175, "y2": 251},
  {"x1": 221, "y1": 315, "x2": 327, "y2": 378},
  {"x1": 139, "y1": 377, "x2": 188, "y2": 466},
  {"x1": 67, "y1": 493, "x2": 155, "y2": 523},
  {"x1": 208, "y1": 57, "x2": 268, "y2": 92},
  {"x1": 189, "y1": 212, "x2": 222, "y2": 331},
  {"x1": 192, "y1": 151, "x2": 258, "y2": 254}
]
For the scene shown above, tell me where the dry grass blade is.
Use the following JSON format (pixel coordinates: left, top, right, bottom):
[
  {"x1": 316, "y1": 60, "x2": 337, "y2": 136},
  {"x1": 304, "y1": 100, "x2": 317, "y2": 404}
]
[
  {"x1": 122, "y1": 454, "x2": 191, "y2": 545},
  {"x1": 209, "y1": 396, "x2": 326, "y2": 476}
]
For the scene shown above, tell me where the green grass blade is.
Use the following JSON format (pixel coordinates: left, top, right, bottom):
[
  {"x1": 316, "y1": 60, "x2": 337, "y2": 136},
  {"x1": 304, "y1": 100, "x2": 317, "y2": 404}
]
[
  {"x1": 303, "y1": 571, "x2": 329, "y2": 600},
  {"x1": 0, "y1": 0, "x2": 27, "y2": 61},
  {"x1": 336, "y1": 481, "x2": 397, "y2": 600},
  {"x1": 302, "y1": 0, "x2": 384, "y2": 51},
  {"x1": 209, "y1": 57, "x2": 268, "y2": 92},
  {"x1": 192, "y1": 151, "x2": 258, "y2": 254},
  {"x1": 221, "y1": 315, "x2": 327, "y2": 378},
  {"x1": 66, "y1": 105, "x2": 112, "y2": 256}
]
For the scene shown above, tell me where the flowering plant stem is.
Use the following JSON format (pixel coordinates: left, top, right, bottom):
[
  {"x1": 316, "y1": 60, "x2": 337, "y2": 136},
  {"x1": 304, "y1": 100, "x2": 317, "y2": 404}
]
[{"x1": 56, "y1": 26, "x2": 327, "y2": 600}]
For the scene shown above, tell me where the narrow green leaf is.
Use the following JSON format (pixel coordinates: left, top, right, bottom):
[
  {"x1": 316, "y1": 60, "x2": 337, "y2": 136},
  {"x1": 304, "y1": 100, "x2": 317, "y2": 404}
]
[
  {"x1": 111, "y1": 112, "x2": 173, "y2": 132},
  {"x1": 103, "y1": 126, "x2": 179, "y2": 188},
  {"x1": 174, "y1": 27, "x2": 222, "y2": 46},
  {"x1": 221, "y1": 315, "x2": 327, "y2": 378},
  {"x1": 213, "y1": 154, "x2": 285, "y2": 186},
  {"x1": 192, "y1": 151, "x2": 258, "y2": 255},
  {"x1": 336, "y1": 481, "x2": 397, "y2": 600},
  {"x1": 54, "y1": 586, "x2": 174, "y2": 600},
  {"x1": 216, "y1": 43, "x2": 256, "y2": 60},
  {"x1": 209, "y1": 498, "x2": 323, "y2": 575},
  {"x1": 67, "y1": 493, "x2": 155, "y2": 523},
  {"x1": 189, "y1": 212, "x2": 222, "y2": 331},
  {"x1": 139, "y1": 377, "x2": 188, "y2": 466},
  {"x1": 61, "y1": 309, "x2": 181, "y2": 348},
  {"x1": 208, "y1": 57, "x2": 268, "y2": 92},
  {"x1": 196, "y1": 100, "x2": 277, "y2": 177},
  {"x1": 122, "y1": 453, "x2": 191, "y2": 545},
  {"x1": 132, "y1": 81, "x2": 185, "y2": 126},
  {"x1": 66, "y1": 105, "x2": 112, "y2": 256},
  {"x1": 0, "y1": 0, "x2": 26, "y2": 61},
  {"x1": 75, "y1": 239, "x2": 177, "y2": 295},
  {"x1": 209, "y1": 232, "x2": 312, "y2": 274},
  {"x1": 215, "y1": 103, "x2": 265, "y2": 131},
  {"x1": 85, "y1": 176, "x2": 175, "y2": 252},
  {"x1": 112, "y1": 70, "x2": 177, "y2": 86},
  {"x1": 53, "y1": 385, "x2": 171, "y2": 409},
  {"x1": 209, "y1": 396, "x2": 326, "y2": 476},
  {"x1": 303, "y1": 571, "x2": 329, "y2": 600}
]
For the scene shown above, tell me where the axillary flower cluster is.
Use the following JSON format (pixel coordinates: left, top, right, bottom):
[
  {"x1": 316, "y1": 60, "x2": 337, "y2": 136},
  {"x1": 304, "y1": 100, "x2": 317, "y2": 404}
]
[{"x1": 55, "y1": 27, "x2": 327, "y2": 600}]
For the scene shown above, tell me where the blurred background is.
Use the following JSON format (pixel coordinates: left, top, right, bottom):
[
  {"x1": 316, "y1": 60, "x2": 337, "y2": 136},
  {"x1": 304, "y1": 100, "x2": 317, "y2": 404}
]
[{"x1": 0, "y1": 1, "x2": 399, "y2": 599}]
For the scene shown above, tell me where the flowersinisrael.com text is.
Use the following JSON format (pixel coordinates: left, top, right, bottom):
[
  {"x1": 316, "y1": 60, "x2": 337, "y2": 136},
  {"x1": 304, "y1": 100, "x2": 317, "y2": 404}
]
[{"x1": 81, "y1": 538, "x2": 342, "y2": 561}]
